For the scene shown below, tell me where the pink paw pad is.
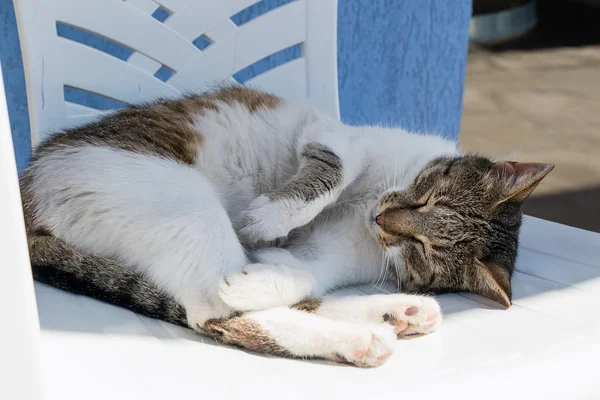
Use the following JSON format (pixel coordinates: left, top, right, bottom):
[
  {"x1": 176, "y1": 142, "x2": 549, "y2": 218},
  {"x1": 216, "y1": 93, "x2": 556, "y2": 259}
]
[
  {"x1": 353, "y1": 347, "x2": 369, "y2": 359},
  {"x1": 376, "y1": 351, "x2": 393, "y2": 362},
  {"x1": 425, "y1": 310, "x2": 439, "y2": 322},
  {"x1": 383, "y1": 313, "x2": 409, "y2": 334},
  {"x1": 405, "y1": 306, "x2": 419, "y2": 316},
  {"x1": 405, "y1": 305, "x2": 438, "y2": 322}
]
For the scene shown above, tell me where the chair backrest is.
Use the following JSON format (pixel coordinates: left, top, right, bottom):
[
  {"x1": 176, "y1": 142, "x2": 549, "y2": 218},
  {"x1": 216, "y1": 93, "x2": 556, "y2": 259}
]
[{"x1": 13, "y1": 0, "x2": 339, "y2": 146}]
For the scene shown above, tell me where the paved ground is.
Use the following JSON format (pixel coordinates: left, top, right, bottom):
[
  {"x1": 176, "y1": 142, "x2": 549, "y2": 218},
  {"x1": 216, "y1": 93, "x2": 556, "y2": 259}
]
[{"x1": 460, "y1": 0, "x2": 600, "y2": 233}]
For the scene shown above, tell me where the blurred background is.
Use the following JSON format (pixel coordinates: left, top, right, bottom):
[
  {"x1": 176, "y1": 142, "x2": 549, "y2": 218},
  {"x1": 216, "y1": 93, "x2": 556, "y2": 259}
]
[{"x1": 462, "y1": 0, "x2": 600, "y2": 232}]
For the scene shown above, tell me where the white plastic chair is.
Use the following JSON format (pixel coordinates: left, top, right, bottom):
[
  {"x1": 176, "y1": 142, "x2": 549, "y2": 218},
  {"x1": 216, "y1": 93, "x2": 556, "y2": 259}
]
[
  {"x1": 4, "y1": 1, "x2": 338, "y2": 398},
  {"x1": 13, "y1": 0, "x2": 339, "y2": 145},
  {"x1": 5, "y1": 1, "x2": 600, "y2": 399}
]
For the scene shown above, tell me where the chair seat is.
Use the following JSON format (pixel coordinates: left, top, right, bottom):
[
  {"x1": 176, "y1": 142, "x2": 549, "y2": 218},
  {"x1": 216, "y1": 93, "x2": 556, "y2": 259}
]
[{"x1": 34, "y1": 216, "x2": 600, "y2": 399}]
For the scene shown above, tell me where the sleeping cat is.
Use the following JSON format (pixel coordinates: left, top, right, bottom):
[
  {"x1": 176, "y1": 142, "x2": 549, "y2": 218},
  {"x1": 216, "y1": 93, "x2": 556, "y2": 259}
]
[{"x1": 21, "y1": 86, "x2": 552, "y2": 367}]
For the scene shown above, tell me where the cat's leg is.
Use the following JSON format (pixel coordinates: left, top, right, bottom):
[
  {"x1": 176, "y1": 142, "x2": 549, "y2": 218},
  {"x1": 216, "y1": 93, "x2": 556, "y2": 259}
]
[
  {"x1": 218, "y1": 262, "x2": 317, "y2": 312},
  {"x1": 219, "y1": 248, "x2": 442, "y2": 337},
  {"x1": 203, "y1": 307, "x2": 396, "y2": 367},
  {"x1": 218, "y1": 248, "x2": 338, "y2": 311},
  {"x1": 239, "y1": 128, "x2": 366, "y2": 242},
  {"x1": 28, "y1": 147, "x2": 245, "y2": 330},
  {"x1": 219, "y1": 217, "x2": 383, "y2": 312},
  {"x1": 219, "y1": 263, "x2": 442, "y2": 337},
  {"x1": 295, "y1": 294, "x2": 442, "y2": 337}
]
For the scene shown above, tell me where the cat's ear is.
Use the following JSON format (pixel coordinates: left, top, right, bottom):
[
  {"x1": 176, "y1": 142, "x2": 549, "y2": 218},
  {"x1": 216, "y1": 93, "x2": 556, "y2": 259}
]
[
  {"x1": 491, "y1": 161, "x2": 554, "y2": 205},
  {"x1": 472, "y1": 259, "x2": 512, "y2": 308}
]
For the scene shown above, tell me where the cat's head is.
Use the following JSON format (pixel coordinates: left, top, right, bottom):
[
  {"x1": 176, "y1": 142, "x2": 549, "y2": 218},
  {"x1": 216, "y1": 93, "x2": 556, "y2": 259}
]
[{"x1": 371, "y1": 155, "x2": 553, "y2": 308}]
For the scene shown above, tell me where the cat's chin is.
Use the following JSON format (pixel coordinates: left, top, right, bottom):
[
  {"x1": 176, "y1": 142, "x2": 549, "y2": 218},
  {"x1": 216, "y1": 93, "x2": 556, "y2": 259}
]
[{"x1": 386, "y1": 241, "x2": 412, "y2": 257}]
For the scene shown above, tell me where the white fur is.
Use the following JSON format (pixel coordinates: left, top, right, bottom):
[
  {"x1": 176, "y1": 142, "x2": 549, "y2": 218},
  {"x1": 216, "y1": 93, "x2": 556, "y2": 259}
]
[
  {"x1": 245, "y1": 307, "x2": 397, "y2": 367},
  {"x1": 29, "y1": 97, "x2": 459, "y2": 363},
  {"x1": 27, "y1": 146, "x2": 244, "y2": 326},
  {"x1": 235, "y1": 292, "x2": 442, "y2": 367},
  {"x1": 218, "y1": 263, "x2": 316, "y2": 311}
]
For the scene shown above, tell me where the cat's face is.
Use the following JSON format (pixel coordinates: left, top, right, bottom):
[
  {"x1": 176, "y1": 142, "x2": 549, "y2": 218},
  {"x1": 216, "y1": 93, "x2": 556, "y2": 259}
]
[{"x1": 371, "y1": 155, "x2": 553, "y2": 307}]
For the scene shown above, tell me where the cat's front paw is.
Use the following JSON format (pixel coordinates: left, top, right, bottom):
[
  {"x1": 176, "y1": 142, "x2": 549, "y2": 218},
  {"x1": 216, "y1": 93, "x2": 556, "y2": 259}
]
[
  {"x1": 218, "y1": 264, "x2": 316, "y2": 311},
  {"x1": 238, "y1": 195, "x2": 314, "y2": 243},
  {"x1": 239, "y1": 195, "x2": 294, "y2": 242},
  {"x1": 378, "y1": 294, "x2": 442, "y2": 337},
  {"x1": 331, "y1": 324, "x2": 396, "y2": 368}
]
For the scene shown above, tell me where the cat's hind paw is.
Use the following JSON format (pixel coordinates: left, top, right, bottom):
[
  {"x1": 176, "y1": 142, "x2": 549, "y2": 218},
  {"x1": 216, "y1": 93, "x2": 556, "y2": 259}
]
[
  {"x1": 380, "y1": 295, "x2": 442, "y2": 337},
  {"x1": 218, "y1": 264, "x2": 316, "y2": 312},
  {"x1": 330, "y1": 324, "x2": 396, "y2": 368}
]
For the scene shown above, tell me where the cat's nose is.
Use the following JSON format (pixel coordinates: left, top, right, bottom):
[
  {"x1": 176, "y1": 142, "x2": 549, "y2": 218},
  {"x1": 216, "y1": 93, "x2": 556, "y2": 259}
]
[{"x1": 377, "y1": 208, "x2": 421, "y2": 237}]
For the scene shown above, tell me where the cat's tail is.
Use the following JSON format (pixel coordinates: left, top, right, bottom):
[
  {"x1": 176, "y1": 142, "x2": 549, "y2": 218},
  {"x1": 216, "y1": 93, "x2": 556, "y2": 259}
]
[{"x1": 27, "y1": 234, "x2": 188, "y2": 327}]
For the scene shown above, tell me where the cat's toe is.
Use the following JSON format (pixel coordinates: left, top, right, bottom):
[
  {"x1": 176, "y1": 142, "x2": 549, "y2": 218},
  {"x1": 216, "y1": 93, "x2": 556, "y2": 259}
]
[
  {"x1": 332, "y1": 324, "x2": 396, "y2": 368},
  {"x1": 382, "y1": 295, "x2": 442, "y2": 337},
  {"x1": 218, "y1": 264, "x2": 315, "y2": 312}
]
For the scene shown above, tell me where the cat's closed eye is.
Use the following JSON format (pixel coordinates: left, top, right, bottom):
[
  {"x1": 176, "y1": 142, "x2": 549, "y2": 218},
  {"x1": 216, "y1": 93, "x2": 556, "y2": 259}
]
[
  {"x1": 411, "y1": 192, "x2": 432, "y2": 209},
  {"x1": 409, "y1": 200, "x2": 428, "y2": 210},
  {"x1": 409, "y1": 237, "x2": 426, "y2": 253}
]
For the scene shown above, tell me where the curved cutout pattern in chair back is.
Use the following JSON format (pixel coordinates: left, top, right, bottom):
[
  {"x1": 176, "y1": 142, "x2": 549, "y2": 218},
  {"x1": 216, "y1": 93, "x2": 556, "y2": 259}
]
[{"x1": 13, "y1": 0, "x2": 339, "y2": 145}]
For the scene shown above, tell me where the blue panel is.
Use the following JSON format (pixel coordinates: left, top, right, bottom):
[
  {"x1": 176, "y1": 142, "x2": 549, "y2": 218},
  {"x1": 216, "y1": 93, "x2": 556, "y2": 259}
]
[
  {"x1": 1, "y1": 0, "x2": 470, "y2": 174},
  {"x1": 191, "y1": 35, "x2": 212, "y2": 51},
  {"x1": 151, "y1": 6, "x2": 171, "y2": 23},
  {"x1": 0, "y1": 0, "x2": 31, "y2": 173},
  {"x1": 56, "y1": 22, "x2": 134, "y2": 61},
  {"x1": 153, "y1": 65, "x2": 174, "y2": 82},
  {"x1": 64, "y1": 86, "x2": 127, "y2": 111},
  {"x1": 337, "y1": 0, "x2": 471, "y2": 138},
  {"x1": 230, "y1": 0, "x2": 294, "y2": 26},
  {"x1": 233, "y1": 44, "x2": 301, "y2": 84}
]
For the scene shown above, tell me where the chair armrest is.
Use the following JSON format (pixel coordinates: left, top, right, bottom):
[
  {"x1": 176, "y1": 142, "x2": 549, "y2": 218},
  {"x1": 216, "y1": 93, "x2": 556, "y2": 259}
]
[{"x1": 0, "y1": 61, "x2": 43, "y2": 400}]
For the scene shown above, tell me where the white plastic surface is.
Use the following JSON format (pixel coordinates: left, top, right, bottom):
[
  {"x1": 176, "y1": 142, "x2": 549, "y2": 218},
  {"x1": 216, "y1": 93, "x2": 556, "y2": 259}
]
[
  {"x1": 13, "y1": 0, "x2": 339, "y2": 145},
  {"x1": 0, "y1": 63, "x2": 44, "y2": 400},
  {"x1": 32, "y1": 216, "x2": 600, "y2": 399}
]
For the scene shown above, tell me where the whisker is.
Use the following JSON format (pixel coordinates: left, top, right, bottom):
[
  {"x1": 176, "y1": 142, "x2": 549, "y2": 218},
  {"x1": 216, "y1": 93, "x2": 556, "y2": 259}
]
[
  {"x1": 390, "y1": 250, "x2": 403, "y2": 292},
  {"x1": 373, "y1": 252, "x2": 387, "y2": 290},
  {"x1": 375, "y1": 254, "x2": 389, "y2": 292},
  {"x1": 384, "y1": 165, "x2": 391, "y2": 190},
  {"x1": 377, "y1": 167, "x2": 386, "y2": 193},
  {"x1": 393, "y1": 158, "x2": 398, "y2": 187}
]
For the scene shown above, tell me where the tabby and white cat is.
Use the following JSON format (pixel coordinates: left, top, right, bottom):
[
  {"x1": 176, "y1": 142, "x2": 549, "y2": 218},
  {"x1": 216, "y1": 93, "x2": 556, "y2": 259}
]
[{"x1": 21, "y1": 86, "x2": 552, "y2": 367}]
